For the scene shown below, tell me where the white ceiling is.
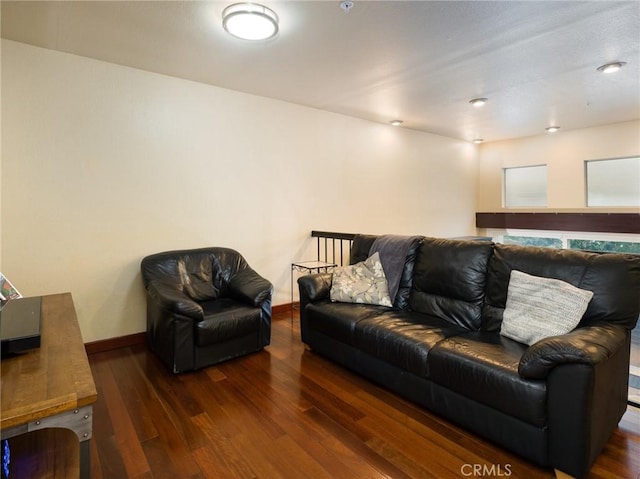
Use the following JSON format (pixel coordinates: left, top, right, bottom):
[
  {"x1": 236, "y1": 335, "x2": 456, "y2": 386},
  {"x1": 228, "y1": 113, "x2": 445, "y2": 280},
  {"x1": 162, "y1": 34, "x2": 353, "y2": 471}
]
[{"x1": 2, "y1": 1, "x2": 639, "y2": 142}]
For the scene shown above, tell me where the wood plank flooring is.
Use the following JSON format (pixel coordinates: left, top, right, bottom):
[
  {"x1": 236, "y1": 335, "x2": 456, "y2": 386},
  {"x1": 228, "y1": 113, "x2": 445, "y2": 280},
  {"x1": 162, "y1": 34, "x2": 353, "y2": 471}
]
[{"x1": 85, "y1": 312, "x2": 640, "y2": 479}]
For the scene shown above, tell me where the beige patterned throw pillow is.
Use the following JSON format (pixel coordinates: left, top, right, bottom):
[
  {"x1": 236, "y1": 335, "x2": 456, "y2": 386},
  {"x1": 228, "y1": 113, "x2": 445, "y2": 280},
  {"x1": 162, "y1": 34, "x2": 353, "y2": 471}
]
[
  {"x1": 330, "y1": 252, "x2": 392, "y2": 307},
  {"x1": 500, "y1": 270, "x2": 594, "y2": 345}
]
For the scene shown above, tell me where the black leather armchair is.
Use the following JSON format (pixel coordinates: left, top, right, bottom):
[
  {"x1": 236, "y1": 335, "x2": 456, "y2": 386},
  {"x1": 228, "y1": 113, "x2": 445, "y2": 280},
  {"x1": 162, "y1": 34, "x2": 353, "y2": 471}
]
[{"x1": 141, "y1": 247, "x2": 272, "y2": 373}]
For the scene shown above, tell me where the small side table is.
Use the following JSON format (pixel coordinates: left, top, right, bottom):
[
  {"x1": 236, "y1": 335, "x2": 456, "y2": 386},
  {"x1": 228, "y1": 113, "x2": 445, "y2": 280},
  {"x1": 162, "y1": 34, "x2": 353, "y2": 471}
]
[{"x1": 291, "y1": 261, "x2": 337, "y2": 323}]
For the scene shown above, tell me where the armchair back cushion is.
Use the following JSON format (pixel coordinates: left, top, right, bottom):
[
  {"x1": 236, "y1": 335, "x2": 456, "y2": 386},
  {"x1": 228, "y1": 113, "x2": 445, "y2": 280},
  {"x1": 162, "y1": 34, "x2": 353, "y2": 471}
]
[{"x1": 141, "y1": 247, "x2": 249, "y2": 302}]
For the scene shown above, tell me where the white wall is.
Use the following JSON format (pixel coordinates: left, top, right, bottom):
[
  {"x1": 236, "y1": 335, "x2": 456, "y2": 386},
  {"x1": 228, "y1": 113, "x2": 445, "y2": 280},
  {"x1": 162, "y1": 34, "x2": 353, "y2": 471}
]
[
  {"x1": 1, "y1": 40, "x2": 478, "y2": 342},
  {"x1": 477, "y1": 120, "x2": 640, "y2": 212}
]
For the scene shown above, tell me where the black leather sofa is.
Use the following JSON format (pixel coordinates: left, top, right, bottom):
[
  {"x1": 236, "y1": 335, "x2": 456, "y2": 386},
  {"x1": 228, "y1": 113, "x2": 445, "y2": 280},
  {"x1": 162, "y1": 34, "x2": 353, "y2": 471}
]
[
  {"x1": 298, "y1": 235, "x2": 640, "y2": 478},
  {"x1": 141, "y1": 247, "x2": 272, "y2": 373}
]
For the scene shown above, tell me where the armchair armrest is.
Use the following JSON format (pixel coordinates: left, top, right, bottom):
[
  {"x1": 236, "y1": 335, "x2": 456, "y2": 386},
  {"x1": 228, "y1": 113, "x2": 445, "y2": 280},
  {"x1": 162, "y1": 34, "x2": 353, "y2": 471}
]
[
  {"x1": 297, "y1": 273, "x2": 333, "y2": 303},
  {"x1": 518, "y1": 322, "x2": 628, "y2": 379},
  {"x1": 228, "y1": 268, "x2": 273, "y2": 306},
  {"x1": 146, "y1": 281, "x2": 204, "y2": 320}
]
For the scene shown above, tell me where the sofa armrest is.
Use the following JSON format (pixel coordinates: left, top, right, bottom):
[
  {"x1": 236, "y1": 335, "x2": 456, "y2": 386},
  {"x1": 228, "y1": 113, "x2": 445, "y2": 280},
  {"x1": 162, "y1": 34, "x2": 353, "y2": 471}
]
[
  {"x1": 146, "y1": 281, "x2": 204, "y2": 320},
  {"x1": 297, "y1": 273, "x2": 332, "y2": 329},
  {"x1": 298, "y1": 273, "x2": 333, "y2": 303},
  {"x1": 518, "y1": 322, "x2": 628, "y2": 379},
  {"x1": 228, "y1": 267, "x2": 273, "y2": 306}
]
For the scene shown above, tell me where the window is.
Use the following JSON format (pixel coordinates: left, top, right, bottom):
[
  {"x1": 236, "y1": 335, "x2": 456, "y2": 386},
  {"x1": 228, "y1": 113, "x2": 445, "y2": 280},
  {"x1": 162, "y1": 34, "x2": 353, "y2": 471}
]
[
  {"x1": 504, "y1": 235, "x2": 562, "y2": 248},
  {"x1": 586, "y1": 157, "x2": 640, "y2": 207},
  {"x1": 569, "y1": 239, "x2": 640, "y2": 254},
  {"x1": 504, "y1": 165, "x2": 547, "y2": 208}
]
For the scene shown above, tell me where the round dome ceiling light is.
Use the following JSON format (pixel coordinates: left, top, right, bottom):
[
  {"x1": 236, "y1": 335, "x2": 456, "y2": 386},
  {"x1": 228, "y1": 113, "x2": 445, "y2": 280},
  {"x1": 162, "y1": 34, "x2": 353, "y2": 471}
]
[
  {"x1": 545, "y1": 126, "x2": 560, "y2": 133},
  {"x1": 469, "y1": 98, "x2": 488, "y2": 107},
  {"x1": 596, "y1": 61, "x2": 627, "y2": 74},
  {"x1": 390, "y1": 120, "x2": 403, "y2": 126},
  {"x1": 223, "y1": 3, "x2": 279, "y2": 41},
  {"x1": 472, "y1": 138, "x2": 484, "y2": 144}
]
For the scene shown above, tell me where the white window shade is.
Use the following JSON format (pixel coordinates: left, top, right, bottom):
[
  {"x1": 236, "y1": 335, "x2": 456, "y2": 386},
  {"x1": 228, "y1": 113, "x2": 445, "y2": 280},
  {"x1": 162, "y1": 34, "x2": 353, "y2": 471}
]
[
  {"x1": 504, "y1": 165, "x2": 547, "y2": 208},
  {"x1": 587, "y1": 157, "x2": 640, "y2": 207}
]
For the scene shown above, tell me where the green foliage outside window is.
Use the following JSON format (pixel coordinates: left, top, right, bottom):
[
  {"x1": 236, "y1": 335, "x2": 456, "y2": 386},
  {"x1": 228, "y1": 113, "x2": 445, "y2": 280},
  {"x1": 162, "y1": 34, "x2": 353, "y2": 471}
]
[
  {"x1": 503, "y1": 236, "x2": 562, "y2": 248},
  {"x1": 568, "y1": 240, "x2": 640, "y2": 254},
  {"x1": 501, "y1": 236, "x2": 640, "y2": 254}
]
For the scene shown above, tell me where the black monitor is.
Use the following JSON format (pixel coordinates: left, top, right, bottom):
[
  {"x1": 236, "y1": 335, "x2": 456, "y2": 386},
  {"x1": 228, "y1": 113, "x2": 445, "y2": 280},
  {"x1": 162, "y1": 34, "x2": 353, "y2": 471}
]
[{"x1": 0, "y1": 296, "x2": 42, "y2": 357}]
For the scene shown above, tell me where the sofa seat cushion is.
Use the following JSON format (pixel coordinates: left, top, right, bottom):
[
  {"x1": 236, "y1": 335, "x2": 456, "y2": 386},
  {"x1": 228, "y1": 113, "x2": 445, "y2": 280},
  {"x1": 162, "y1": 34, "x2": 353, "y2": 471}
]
[
  {"x1": 196, "y1": 298, "x2": 260, "y2": 346},
  {"x1": 353, "y1": 312, "x2": 468, "y2": 378},
  {"x1": 429, "y1": 332, "x2": 547, "y2": 427},
  {"x1": 304, "y1": 300, "x2": 386, "y2": 345}
]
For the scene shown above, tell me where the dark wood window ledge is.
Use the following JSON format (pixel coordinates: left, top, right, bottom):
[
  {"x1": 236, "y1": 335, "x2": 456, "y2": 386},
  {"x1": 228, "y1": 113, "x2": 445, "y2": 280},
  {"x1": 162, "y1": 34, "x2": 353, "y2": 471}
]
[{"x1": 476, "y1": 212, "x2": 640, "y2": 234}]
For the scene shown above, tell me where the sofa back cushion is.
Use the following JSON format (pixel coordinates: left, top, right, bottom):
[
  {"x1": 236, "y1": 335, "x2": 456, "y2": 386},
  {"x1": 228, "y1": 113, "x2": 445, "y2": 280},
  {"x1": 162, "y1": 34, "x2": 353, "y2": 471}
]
[
  {"x1": 482, "y1": 243, "x2": 640, "y2": 331},
  {"x1": 141, "y1": 247, "x2": 248, "y2": 302},
  {"x1": 578, "y1": 252, "x2": 640, "y2": 328},
  {"x1": 409, "y1": 238, "x2": 494, "y2": 330},
  {"x1": 393, "y1": 237, "x2": 424, "y2": 309},
  {"x1": 349, "y1": 234, "x2": 424, "y2": 309},
  {"x1": 350, "y1": 234, "x2": 378, "y2": 265}
]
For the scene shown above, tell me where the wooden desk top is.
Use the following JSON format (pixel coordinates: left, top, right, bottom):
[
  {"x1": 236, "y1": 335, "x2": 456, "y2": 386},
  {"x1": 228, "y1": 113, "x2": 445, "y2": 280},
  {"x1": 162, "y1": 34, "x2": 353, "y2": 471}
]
[{"x1": 1, "y1": 293, "x2": 97, "y2": 430}]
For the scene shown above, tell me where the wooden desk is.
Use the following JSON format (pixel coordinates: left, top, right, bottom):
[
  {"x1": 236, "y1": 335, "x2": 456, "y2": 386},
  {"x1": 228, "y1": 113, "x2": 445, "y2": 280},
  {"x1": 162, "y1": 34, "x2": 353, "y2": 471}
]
[{"x1": 1, "y1": 293, "x2": 97, "y2": 478}]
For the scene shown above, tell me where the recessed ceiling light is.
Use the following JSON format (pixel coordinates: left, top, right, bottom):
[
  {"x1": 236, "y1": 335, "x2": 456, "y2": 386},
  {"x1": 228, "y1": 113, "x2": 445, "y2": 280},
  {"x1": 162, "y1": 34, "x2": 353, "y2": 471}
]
[
  {"x1": 340, "y1": 1, "x2": 354, "y2": 13},
  {"x1": 545, "y1": 126, "x2": 560, "y2": 133},
  {"x1": 469, "y1": 98, "x2": 488, "y2": 107},
  {"x1": 222, "y1": 3, "x2": 279, "y2": 41},
  {"x1": 596, "y1": 62, "x2": 627, "y2": 74},
  {"x1": 390, "y1": 120, "x2": 403, "y2": 126},
  {"x1": 472, "y1": 139, "x2": 484, "y2": 144}
]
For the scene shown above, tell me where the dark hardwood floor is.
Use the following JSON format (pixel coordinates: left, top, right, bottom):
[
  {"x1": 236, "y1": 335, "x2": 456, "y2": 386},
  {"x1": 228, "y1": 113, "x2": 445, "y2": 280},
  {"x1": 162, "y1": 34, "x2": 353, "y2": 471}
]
[{"x1": 86, "y1": 311, "x2": 640, "y2": 479}]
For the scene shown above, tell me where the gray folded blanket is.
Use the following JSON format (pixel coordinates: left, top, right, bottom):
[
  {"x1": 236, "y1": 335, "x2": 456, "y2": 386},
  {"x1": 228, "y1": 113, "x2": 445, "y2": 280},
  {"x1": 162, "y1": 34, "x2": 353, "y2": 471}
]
[{"x1": 369, "y1": 235, "x2": 421, "y2": 303}]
